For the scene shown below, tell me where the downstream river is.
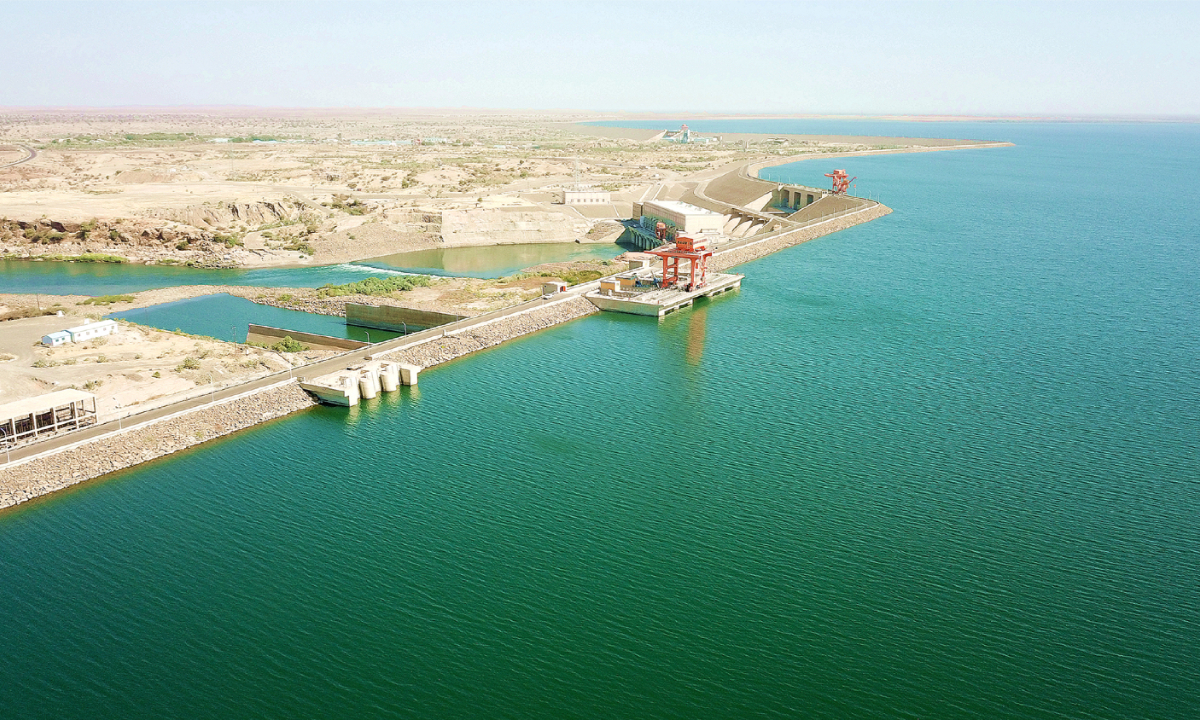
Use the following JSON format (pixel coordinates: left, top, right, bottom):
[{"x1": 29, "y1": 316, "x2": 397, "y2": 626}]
[{"x1": 2, "y1": 122, "x2": 1197, "y2": 719}]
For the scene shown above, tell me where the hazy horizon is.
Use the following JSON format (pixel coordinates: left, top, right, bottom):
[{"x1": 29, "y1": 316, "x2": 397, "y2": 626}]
[{"x1": 4, "y1": 1, "x2": 1198, "y2": 117}]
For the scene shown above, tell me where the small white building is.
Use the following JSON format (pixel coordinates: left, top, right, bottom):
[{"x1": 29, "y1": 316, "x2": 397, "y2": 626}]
[
  {"x1": 41, "y1": 331, "x2": 71, "y2": 347},
  {"x1": 562, "y1": 188, "x2": 611, "y2": 206},
  {"x1": 42, "y1": 319, "x2": 119, "y2": 346}
]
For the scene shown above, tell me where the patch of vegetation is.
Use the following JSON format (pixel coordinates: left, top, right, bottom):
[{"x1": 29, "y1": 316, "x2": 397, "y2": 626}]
[
  {"x1": 33, "y1": 358, "x2": 60, "y2": 368},
  {"x1": 212, "y1": 232, "x2": 243, "y2": 247},
  {"x1": 539, "y1": 269, "x2": 604, "y2": 285},
  {"x1": 316, "y1": 275, "x2": 432, "y2": 298},
  {"x1": 152, "y1": 371, "x2": 161, "y2": 378},
  {"x1": 84, "y1": 379, "x2": 103, "y2": 391},
  {"x1": 176, "y1": 356, "x2": 201, "y2": 371},
  {"x1": 24, "y1": 227, "x2": 66, "y2": 244},
  {"x1": 329, "y1": 194, "x2": 368, "y2": 215},
  {"x1": 78, "y1": 294, "x2": 135, "y2": 306},
  {"x1": 285, "y1": 241, "x2": 315, "y2": 256},
  {"x1": 278, "y1": 294, "x2": 293, "y2": 302},
  {"x1": 73, "y1": 253, "x2": 128, "y2": 264},
  {"x1": 1, "y1": 307, "x2": 57, "y2": 322},
  {"x1": 271, "y1": 336, "x2": 307, "y2": 353}
]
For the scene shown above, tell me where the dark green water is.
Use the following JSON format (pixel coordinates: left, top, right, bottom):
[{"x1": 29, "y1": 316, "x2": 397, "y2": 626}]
[
  {"x1": 1, "y1": 123, "x2": 1197, "y2": 719},
  {"x1": 106, "y1": 294, "x2": 400, "y2": 344}
]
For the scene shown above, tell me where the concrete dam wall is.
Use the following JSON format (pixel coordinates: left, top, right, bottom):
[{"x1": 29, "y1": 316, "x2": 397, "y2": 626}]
[{"x1": 345, "y1": 303, "x2": 465, "y2": 333}]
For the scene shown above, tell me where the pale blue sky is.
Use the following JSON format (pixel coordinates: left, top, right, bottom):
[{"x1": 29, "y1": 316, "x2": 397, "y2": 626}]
[{"x1": 3, "y1": 1, "x2": 1197, "y2": 116}]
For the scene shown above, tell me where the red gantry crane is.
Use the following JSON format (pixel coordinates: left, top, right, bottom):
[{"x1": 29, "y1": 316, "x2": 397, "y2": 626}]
[
  {"x1": 825, "y1": 169, "x2": 857, "y2": 194},
  {"x1": 648, "y1": 235, "x2": 713, "y2": 292}
]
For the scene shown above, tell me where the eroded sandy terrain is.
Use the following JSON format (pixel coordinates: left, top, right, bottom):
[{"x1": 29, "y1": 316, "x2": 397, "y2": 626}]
[{"x1": 0, "y1": 109, "x2": 984, "y2": 268}]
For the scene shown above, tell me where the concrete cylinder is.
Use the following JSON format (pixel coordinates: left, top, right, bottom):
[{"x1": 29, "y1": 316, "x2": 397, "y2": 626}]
[
  {"x1": 399, "y1": 364, "x2": 420, "y2": 386},
  {"x1": 379, "y1": 363, "x2": 399, "y2": 392},
  {"x1": 359, "y1": 371, "x2": 378, "y2": 400}
]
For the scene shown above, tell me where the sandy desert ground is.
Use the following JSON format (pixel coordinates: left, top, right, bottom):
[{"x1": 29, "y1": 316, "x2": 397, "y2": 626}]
[{"x1": 0, "y1": 109, "x2": 982, "y2": 268}]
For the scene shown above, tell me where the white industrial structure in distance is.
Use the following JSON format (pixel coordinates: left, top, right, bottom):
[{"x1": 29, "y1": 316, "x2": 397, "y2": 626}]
[
  {"x1": 42, "y1": 319, "x2": 119, "y2": 347},
  {"x1": 560, "y1": 187, "x2": 611, "y2": 206}
]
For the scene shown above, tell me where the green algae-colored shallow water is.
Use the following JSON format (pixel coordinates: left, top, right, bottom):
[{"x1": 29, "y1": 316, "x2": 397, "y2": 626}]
[{"x1": 1, "y1": 122, "x2": 1197, "y2": 719}]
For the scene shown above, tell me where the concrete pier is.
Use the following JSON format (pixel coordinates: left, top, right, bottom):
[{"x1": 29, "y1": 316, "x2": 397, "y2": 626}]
[{"x1": 585, "y1": 272, "x2": 743, "y2": 318}]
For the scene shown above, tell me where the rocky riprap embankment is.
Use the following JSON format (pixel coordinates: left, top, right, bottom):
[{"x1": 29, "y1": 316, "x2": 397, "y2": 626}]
[
  {"x1": 0, "y1": 383, "x2": 316, "y2": 510},
  {"x1": 384, "y1": 296, "x2": 598, "y2": 368},
  {"x1": 711, "y1": 203, "x2": 892, "y2": 272}
]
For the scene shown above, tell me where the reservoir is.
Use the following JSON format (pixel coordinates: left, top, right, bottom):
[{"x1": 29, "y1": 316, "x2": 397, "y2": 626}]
[
  {"x1": 107, "y1": 293, "x2": 401, "y2": 343},
  {"x1": 2, "y1": 121, "x2": 1198, "y2": 719}
]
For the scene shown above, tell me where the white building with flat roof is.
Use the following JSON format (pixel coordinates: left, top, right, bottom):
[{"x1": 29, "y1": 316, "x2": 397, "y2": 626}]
[
  {"x1": 641, "y1": 199, "x2": 726, "y2": 235},
  {"x1": 561, "y1": 188, "x2": 611, "y2": 206},
  {"x1": 42, "y1": 319, "x2": 119, "y2": 346}
]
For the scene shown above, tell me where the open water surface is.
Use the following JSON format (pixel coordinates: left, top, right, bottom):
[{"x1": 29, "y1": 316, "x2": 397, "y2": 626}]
[
  {"x1": 0, "y1": 242, "x2": 625, "y2": 295},
  {"x1": 106, "y1": 294, "x2": 400, "y2": 344},
  {"x1": 1, "y1": 121, "x2": 1198, "y2": 719}
]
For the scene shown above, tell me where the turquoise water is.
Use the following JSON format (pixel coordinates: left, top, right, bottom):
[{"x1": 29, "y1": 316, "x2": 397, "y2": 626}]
[
  {"x1": 0, "y1": 243, "x2": 625, "y2": 296},
  {"x1": 2, "y1": 122, "x2": 1198, "y2": 719},
  {"x1": 0, "y1": 258, "x2": 404, "y2": 295},
  {"x1": 107, "y1": 294, "x2": 400, "y2": 343}
]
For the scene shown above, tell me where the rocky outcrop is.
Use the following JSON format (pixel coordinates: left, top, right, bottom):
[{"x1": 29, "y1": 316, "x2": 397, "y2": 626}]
[
  {"x1": 156, "y1": 199, "x2": 305, "y2": 229},
  {"x1": 0, "y1": 216, "x2": 245, "y2": 266}
]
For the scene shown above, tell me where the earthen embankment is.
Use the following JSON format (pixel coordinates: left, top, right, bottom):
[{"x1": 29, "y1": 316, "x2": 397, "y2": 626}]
[{"x1": 1, "y1": 382, "x2": 316, "y2": 510}]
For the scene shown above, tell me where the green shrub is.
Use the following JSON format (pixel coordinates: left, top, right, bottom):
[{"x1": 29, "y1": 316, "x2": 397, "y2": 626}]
[
  {"x1": 176, "y1": 356, "x2": 201, "y2": 371},
  {"x1": 79, "y1": 294, "x2": 135, "y2": 305},
  {"x1": 316, "y1": 275, "x2": 431, "y2": 298},
  {"x1": 271, "y1": 336, "x2": 307, "y2": 353},
  {"x1": 75, "y1": 253, "x2": 127, "y2": 263}
]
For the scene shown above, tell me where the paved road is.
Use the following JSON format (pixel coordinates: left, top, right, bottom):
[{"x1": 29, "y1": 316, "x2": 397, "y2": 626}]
[{"x1": 0, "y1": 144, "x2": 37, "y2": 169}]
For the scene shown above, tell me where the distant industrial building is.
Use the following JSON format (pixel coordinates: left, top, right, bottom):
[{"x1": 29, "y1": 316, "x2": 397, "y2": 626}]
[
  {"x1": 561, "y1": 187, "x2": 611, "y2": 206},
  {"x1": 42, "y1": 319, "x2": 119, "y2": 347},
  {"x1": 0, "y1": 389, "x2": 98, "y2": 445},
  {"x1": 658, "y1": 124, "x2": 718, "y2": 145}
]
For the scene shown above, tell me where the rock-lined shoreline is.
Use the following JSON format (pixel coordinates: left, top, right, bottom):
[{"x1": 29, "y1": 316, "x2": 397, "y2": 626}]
[
  {"x1": 382, "y1": 296, "x2": 599, "y2": 368},
  {"x1": 0, "y1": 383, "x2": 317, "y2": 510},
  {"x1": 711, "y1": 202, "x2": 892, "y2": 272}
]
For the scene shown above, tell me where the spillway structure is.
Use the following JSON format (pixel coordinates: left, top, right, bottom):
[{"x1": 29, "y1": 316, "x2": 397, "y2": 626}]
[{"x1": 299, "y1": 359, "x2": 419, "y2": 407}]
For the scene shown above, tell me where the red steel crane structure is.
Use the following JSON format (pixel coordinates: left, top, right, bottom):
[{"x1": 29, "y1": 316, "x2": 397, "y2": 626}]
[
  {"x1": 647, "y1": 235, "x2": 713, "y2": 292},
  {"x1": 825, "y1": 169, "x2": 857, "y2": 194}
]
